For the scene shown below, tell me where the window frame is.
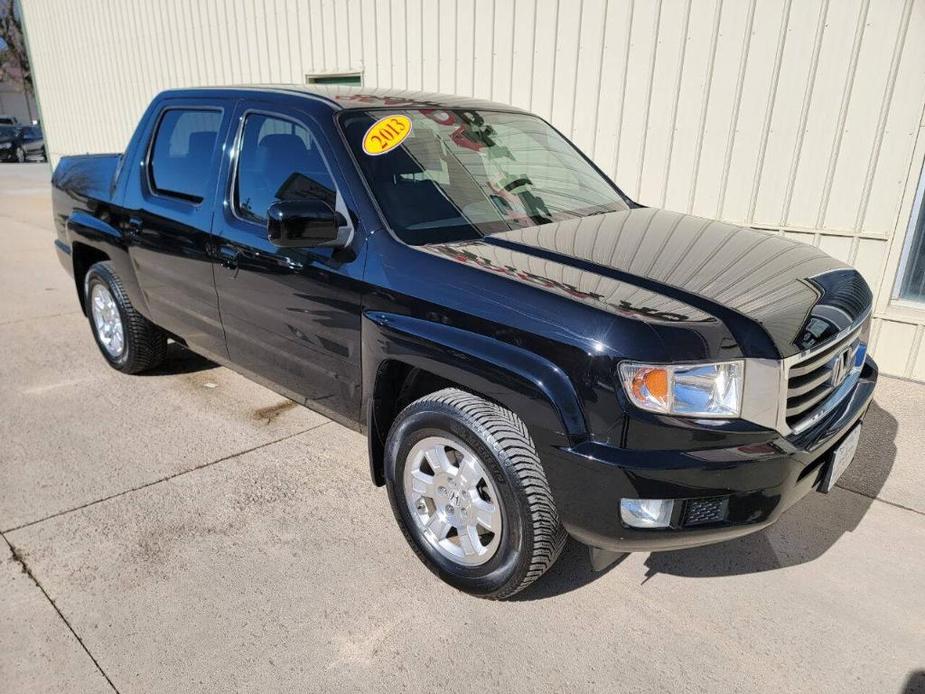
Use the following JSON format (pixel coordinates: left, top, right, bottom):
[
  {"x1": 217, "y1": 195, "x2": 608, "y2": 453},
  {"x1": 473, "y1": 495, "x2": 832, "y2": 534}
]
[
  {"x1": 229, "y1": 107, "x2": 340, "y2": 228},
  {"x1": 893, "y1": 160, "x2": 925, "y2": 306},
  {"x1": 145, "y1": 106, "x2": 224, "y2": 206}
]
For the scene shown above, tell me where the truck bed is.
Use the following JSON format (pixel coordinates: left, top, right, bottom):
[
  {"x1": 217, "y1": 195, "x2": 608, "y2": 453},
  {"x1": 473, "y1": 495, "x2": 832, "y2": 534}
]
[{"x1": 52, "y1": 153, "x2": 121, "y2": 205}]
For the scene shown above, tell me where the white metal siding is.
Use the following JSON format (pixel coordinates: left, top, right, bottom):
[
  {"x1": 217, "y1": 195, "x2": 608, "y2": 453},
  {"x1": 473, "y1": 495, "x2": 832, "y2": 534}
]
[{"x1": 20, "y1": 0, "x2": 925, "y2": 378}]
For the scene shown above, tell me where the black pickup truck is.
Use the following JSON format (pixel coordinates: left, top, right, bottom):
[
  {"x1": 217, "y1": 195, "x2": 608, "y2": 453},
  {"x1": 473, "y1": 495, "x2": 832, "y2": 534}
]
[{"x1": 52, "y1": 87, "x2": 877, "y2": 598}]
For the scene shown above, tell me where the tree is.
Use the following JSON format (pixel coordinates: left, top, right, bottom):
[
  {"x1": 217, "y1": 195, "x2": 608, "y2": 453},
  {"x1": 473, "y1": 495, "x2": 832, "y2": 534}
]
[{"x1": 0, "y1": 0, "x2": 32, "y2": 96}]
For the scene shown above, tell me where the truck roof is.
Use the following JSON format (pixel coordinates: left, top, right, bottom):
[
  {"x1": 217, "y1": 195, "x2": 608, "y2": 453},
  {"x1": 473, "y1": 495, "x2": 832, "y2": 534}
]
[{"x1": 157, "y1": 85, "x2": 527, "y2": 113}]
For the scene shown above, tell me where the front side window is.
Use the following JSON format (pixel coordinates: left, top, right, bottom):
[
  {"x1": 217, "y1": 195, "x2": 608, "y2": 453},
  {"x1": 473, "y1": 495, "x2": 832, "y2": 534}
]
[
  {"x1": 234, "y1": 113, "x2": 336, "y2": 224},
  {"x1": 149, "y1": 109, "x2": 222, "y2": 203},
  {"x1": 339, "y1": 109, "x2": 628, "y2": 245}
]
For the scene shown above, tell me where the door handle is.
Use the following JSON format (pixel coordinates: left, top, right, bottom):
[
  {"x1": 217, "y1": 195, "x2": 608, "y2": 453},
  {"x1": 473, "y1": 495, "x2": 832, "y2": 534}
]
[
  {"x1": 217, "y1": 245, "x2": 240, "y2": 270},
  {"x1": 280, "y1": 255, "x2": 303, "y2": 272}
]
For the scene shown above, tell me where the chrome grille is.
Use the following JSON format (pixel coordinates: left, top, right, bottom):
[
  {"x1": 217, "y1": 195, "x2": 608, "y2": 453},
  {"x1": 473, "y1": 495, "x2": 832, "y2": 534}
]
[{"x1": 785, "y1": 327, "x2": 862, "y2": 429}]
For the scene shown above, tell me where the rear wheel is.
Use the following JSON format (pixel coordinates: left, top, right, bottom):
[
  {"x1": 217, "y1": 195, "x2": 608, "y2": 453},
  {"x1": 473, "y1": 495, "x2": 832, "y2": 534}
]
[
  {"x1": 385, "y1": 388, "x2": 567, "y2": 599},
  {"x1": 84, "y1": 261, "x2": 167, "y2": 373}
]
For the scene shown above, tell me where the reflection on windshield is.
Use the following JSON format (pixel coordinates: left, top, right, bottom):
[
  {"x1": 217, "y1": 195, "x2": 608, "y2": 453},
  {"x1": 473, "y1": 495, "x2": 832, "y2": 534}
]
[{"x1": 340, "y1": 108, "x2": 628, "y2": 244}]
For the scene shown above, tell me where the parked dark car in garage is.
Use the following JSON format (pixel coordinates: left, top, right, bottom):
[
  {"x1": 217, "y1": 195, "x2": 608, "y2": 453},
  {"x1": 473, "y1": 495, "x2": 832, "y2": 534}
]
[
  {"x1": 50, "y1": 86, "x2": 877, "y2": 598},
  {"x1": 0, "y1": 124, "x2": 45, "y2": 162}
]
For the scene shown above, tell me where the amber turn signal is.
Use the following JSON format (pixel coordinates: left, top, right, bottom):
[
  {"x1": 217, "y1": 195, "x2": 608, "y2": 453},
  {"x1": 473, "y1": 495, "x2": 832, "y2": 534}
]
[{"x1": 629, "y1": 367, "x2": 669, "y2": 410}]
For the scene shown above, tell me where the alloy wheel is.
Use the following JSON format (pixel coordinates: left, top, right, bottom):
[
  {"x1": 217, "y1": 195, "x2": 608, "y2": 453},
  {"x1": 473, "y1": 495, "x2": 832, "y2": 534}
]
[
  {"x1": 90, "y1": 283, "x2": 125, "y2": 358},
  {"x1": 403, "y1": 436, "x2": 503, "y2": 567}
]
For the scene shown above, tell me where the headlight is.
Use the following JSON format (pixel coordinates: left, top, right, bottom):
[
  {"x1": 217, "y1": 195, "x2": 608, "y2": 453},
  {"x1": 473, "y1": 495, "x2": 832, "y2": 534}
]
[{"x1": 618, "y1": 360, "x2": 743, "y2": 417}]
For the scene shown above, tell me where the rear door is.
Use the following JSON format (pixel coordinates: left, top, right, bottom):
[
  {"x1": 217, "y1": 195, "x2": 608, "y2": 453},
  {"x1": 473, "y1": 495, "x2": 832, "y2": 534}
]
[
  {"x1": 121, "y1": 97, "x2": 235, "y2": 357},
  {"x1": 210, "y1": 99, "x2": 367, "y2": 422}
]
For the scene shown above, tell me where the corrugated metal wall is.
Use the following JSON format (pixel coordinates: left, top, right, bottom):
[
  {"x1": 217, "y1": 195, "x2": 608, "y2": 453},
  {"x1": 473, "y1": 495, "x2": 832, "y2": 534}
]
[{"x1": 21, "y1": 0, "x2": 925, "y2": 379}]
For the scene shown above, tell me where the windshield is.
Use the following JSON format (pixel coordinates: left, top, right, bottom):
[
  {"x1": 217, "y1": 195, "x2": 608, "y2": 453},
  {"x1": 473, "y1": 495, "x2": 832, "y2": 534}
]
[
  {"x1": 339, "y1": 109, "x2": 628, "y2": 245},
  {"x1": 0, "y1": 126, "x2": 18, "y2": 138}
]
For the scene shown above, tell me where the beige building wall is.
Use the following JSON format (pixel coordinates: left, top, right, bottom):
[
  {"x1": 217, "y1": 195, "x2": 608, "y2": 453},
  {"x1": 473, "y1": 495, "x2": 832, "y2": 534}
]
[{"x1": 20, "y1": 0, "x2": 925, "y2": 379}]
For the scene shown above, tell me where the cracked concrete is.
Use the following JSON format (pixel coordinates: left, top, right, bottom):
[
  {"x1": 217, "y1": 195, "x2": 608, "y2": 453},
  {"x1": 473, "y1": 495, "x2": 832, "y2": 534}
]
[
  {"x1": 1, "y1": 536, "x2": 113, "y2": 692},
  {"x1": 1, "y1": 164, "x2": 924, "y2": 693}
]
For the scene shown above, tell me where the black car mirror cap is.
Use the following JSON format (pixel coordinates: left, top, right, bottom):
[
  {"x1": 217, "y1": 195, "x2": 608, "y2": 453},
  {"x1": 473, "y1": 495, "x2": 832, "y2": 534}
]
[{"x1": 266, "y1": 198, "x2": 350, "y2": 249}]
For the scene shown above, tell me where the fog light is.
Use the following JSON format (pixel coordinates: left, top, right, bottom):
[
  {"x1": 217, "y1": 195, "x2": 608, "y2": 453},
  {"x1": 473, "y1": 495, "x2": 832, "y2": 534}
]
[{"x1": 620, "y1": 498, "x2": 674, "y2": 528}]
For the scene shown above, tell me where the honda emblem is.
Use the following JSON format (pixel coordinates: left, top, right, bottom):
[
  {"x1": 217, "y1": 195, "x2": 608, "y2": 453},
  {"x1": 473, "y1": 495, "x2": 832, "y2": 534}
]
[{"x1": 830, "y1": 346, "x2": 853, "y2": 387}]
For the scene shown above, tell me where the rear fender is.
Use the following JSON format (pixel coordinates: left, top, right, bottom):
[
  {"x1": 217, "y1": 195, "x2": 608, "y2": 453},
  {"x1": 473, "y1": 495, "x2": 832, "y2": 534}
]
[{"x1": 67, "y1": 211, "x2": 146, "y2": 315}]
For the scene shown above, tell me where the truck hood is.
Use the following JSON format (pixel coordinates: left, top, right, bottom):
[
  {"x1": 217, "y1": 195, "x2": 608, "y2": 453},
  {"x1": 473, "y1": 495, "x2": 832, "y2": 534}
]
[{"x1": 422, "y1": 207, "x2": 872, "y2": 359}]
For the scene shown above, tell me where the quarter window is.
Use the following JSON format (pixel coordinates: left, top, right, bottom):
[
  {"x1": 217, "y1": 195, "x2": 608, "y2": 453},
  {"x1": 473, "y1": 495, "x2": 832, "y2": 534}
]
[
  {"x1": 149, "y1": 109, "x2": 222, "y2": 203},
  {"x1": 234, "y1": 113, "x2": 336, "y2": 224}
]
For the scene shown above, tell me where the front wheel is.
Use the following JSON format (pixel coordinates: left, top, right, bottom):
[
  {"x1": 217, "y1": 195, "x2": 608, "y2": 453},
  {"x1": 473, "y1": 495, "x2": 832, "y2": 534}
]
[
  {"x1": 84, "y1": 261, "x2": 167, "y2": 373},
  {"x1": 384, "y1": 388, "x2": 567, "y2": 599}
]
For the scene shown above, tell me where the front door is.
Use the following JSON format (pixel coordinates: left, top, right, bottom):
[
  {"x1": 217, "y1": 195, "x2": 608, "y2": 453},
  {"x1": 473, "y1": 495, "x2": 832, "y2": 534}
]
[
  {"x1": 211, "y1": 101, "x2": 367, "y2": 422},
  {"x1": 123, "y1": 98, "x2": 234, "y2": 357}
]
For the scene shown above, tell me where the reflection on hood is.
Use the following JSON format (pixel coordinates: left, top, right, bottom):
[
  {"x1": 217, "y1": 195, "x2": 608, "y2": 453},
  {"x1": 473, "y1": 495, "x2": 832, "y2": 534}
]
[{"x1": 422, "y1": 207, "x2": 871, "y2": 356}]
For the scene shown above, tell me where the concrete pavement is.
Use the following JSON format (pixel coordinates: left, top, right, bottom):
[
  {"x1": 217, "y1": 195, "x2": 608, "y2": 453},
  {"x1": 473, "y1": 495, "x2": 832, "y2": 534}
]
[{"x1": 1, "y1": 164, "x2": 923, "y2": 693}]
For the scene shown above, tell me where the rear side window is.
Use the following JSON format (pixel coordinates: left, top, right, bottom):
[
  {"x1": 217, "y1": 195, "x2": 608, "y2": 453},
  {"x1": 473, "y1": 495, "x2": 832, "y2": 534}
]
[
  {"x1": 234, "y1": 112, "x2": 336, "y2": 224},
  {"x1": 149, "y1": 109, "x2": 222, "y2": 203}
]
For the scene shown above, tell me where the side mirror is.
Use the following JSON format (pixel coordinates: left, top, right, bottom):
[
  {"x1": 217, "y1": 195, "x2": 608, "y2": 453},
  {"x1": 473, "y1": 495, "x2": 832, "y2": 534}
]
[{"x1": 266, "y1": 199, "x2": 349, "y2": 248}]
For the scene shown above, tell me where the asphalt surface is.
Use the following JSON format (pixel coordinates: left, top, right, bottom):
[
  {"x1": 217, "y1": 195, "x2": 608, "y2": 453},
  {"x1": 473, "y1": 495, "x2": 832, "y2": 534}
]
[{"x1": 1, "y1": 164, "x2": 923, "y2": 693}]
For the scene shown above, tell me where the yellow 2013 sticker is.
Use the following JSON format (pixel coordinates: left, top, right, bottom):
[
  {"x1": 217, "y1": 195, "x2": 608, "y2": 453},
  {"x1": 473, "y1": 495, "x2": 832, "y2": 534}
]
[{"x1": 362, "y1": 115, "x2": 412, "y2": 155}]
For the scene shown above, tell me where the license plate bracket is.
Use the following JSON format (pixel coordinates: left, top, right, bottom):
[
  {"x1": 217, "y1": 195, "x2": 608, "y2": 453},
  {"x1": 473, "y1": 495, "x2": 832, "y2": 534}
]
[{"x1": 820, "y1": 425, "x2": 862, "y2": 493}]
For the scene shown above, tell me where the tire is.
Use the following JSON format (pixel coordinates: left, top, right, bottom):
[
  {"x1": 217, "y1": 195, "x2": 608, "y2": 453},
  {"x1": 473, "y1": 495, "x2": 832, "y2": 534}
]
[
  {"x1": 384, "y1": 388, "x2": 567, "y2": 599},
  {"x1": 84, "y1": 261, "x2": 167, "y2": 373},
  {"x1": 14, "y1": 146, "x2": 24, "y2": 163}
]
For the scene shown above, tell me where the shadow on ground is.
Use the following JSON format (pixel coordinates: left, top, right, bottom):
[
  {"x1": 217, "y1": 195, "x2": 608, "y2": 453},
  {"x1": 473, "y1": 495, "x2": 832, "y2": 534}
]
[
  {"x1": 515, "y1": 401, "x2": 897, "y2": 599},
  {"x1": 903, "y1": 671, "x2": 925, "y2": 694},
  {"x1": 511, "y1": 538, "x2": 629, "y2": 601},
  {"x1": 139, "y1": 343, "x2": 219, "y2": 376}
]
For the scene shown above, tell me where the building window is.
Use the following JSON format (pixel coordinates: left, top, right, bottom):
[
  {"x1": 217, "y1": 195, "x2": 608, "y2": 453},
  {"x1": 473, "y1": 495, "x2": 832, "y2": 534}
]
[
  {"x1": 305, "y1": 72, "x2": 362, "y2": 86},
  {"x1": 896, "y1": 167, "x2": 925, "y2": 304}
]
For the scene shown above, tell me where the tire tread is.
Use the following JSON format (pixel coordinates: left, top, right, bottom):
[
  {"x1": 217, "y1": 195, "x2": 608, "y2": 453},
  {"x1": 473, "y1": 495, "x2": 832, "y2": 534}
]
[
  {"x1": 398, "y1": 388, "x2": 567, "y2": 599},
  {"x1": 86, "y1": 261, "x2": 168, "y2": 374}
]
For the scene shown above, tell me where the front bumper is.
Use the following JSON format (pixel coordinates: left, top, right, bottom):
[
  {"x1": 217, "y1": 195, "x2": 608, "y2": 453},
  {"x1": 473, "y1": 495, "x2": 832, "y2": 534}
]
[{"x1": 542, "y1": 356, "x2": 878, "y2": 552}]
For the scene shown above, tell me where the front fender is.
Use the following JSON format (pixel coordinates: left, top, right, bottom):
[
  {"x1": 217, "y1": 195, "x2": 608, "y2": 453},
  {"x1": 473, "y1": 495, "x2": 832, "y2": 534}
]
[{"x1": 363, "y1": 311, "x2": 588, "y2": 442}]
